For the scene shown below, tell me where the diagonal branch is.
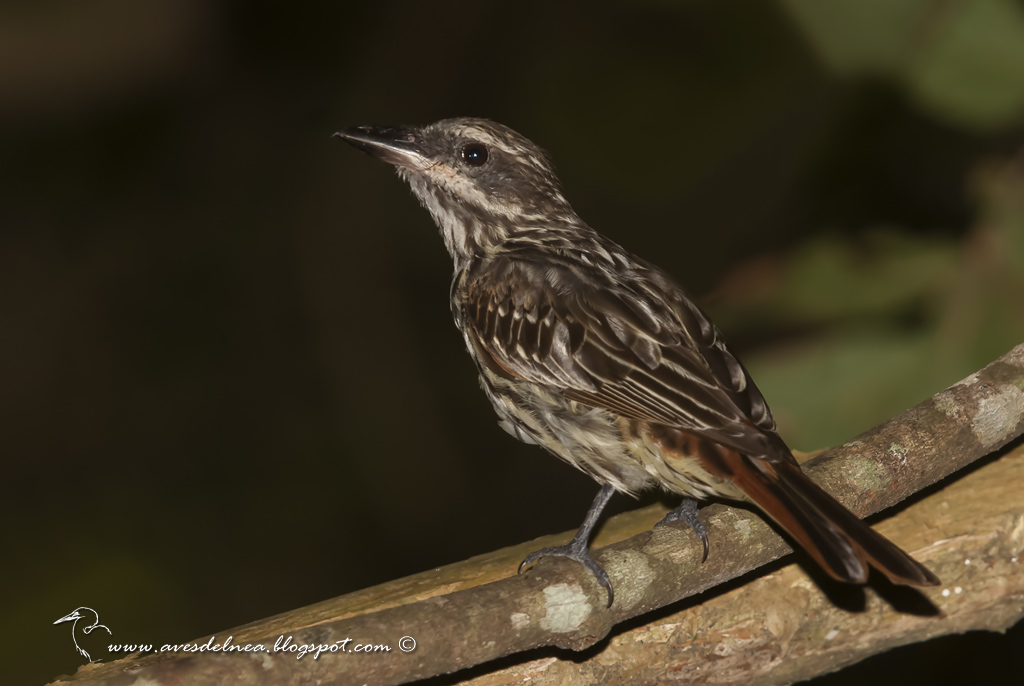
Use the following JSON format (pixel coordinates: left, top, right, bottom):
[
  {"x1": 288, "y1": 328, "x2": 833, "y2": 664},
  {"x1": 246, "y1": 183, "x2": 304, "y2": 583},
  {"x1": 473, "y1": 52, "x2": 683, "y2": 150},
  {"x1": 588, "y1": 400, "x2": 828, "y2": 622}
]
[
  {"x1": 49, "y1": 343, "x2": 1024, "y2": 686},
  {"x1": 462, "y1": 440, "x2": 1024, "y2": 685}
]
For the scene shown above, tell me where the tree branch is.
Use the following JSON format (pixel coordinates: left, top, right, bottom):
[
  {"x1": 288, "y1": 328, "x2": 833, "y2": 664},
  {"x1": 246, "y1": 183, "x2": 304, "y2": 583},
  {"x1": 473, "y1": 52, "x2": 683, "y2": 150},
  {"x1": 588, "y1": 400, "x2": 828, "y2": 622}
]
[
  {"x1": 49, "y1": 343, "x2": 1024, "y2": 686},
  {"x1": 461, "y1": 441, "x2": 1024, "y2": 685}
]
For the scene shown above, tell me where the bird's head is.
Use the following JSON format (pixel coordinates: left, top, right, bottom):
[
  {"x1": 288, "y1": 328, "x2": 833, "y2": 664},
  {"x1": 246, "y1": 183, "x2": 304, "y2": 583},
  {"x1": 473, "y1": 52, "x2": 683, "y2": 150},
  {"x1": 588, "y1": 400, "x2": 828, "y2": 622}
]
[
  {"x1": 54, "y1": 608, "x2": 87, "y2": 625},
  {"x1": 336, "y1": 118, "x2": 576, "y2": 265}
]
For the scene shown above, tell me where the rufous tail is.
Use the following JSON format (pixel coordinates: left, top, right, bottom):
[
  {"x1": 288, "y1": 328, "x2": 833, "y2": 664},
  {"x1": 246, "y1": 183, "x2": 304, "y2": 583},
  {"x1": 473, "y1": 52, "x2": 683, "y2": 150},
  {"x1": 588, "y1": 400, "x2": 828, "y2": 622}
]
[{"x1": 730, "y1": 452, "x2": 939, "y2": 587}]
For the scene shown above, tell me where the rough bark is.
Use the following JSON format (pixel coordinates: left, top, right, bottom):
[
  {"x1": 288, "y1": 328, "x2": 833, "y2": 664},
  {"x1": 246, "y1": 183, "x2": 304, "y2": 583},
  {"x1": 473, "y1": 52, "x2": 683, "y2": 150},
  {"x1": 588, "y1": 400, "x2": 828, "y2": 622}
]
[
  {"x1": 48, "y1": 343, "x2": 1024, "y2": 686},
  {"x1": 452, "y1": 441, "x2": 1024, "y2": 685}
]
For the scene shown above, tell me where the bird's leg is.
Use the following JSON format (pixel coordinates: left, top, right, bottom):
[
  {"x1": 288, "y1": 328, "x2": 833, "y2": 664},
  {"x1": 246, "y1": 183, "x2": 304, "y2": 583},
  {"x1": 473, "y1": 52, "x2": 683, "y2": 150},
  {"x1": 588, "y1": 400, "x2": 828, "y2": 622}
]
[
  {"x1": 656, "y1": 496, "x2": 710, "y2": 562},
  {"x1": 519, "y1": 482, "x2": 616, "y2": 606}
]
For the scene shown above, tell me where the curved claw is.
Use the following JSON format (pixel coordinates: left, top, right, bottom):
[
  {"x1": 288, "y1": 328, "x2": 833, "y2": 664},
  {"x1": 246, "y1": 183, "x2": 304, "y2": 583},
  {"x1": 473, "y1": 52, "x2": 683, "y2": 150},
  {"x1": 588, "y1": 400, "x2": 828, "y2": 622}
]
[
  {"x1": 518, "y1": 548, "x2": 547, "y2": 575},
  {"x1": 656, "y1": 497, "x2": 710, "y2": 563},
  {"x1": 698, "y1": 529, "x2": 710, "y2": 563},
  {"x1": 519, "y1": 542, "x2": 615, "y2": 607}
]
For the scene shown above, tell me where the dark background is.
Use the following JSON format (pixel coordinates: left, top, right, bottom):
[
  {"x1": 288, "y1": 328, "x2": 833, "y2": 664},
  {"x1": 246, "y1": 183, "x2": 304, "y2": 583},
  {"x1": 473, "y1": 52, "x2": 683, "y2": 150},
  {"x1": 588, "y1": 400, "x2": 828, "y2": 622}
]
[{"x1": 4, "y1": 1, "x2": 1024, "y2": 684}]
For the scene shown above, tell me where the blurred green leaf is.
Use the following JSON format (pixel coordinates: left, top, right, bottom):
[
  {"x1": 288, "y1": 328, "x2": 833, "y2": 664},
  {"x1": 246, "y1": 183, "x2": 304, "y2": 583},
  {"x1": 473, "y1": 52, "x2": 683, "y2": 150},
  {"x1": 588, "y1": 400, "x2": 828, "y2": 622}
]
[
  {"x1": 710, "y1": 152, "x2": 1024, "y2": 450},
  {"x1": 709, "y1": 229, "x2": 958, "y2": 331},
  {"x1": 745, "y1": 330, "x2": 939, "y2": 450},
  {"x1": 778, "y1": 230, "x2": 957, "y2": 323},
  {"x1": 781, "y1": 0, "x2": 1024, "y2": 129}
]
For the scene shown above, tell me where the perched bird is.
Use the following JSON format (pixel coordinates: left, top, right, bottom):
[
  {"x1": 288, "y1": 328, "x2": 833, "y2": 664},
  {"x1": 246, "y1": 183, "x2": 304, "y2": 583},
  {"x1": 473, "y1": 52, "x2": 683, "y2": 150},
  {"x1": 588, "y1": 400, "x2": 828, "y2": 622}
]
[
  {"x1": 336, "y1": 118, "x2": 939, "y2": 605},
  {"x1": 54, "y1": 607, "x2": 111, "y2": 662}
]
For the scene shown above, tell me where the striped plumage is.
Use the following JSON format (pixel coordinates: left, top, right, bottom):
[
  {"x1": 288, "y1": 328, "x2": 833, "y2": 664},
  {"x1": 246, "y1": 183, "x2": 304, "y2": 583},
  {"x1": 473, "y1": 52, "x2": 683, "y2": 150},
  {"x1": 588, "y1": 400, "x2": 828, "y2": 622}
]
[{"x1": 337, "y1": 118, "x2": 939, "y2": 604}]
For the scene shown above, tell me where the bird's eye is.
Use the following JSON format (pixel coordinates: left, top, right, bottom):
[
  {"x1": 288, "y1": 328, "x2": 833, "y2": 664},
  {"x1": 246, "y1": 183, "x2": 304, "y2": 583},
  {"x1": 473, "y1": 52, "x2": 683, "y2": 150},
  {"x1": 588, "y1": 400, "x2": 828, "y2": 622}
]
[{"x1": 460, "y1": 143, "x2": 489, "y2": 167}]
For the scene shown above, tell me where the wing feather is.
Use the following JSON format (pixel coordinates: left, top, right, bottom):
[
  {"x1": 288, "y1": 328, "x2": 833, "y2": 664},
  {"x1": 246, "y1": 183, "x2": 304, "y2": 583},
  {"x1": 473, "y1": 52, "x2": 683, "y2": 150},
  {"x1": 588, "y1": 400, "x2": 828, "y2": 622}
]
[{"x1": 460, "y1": 256, "x2": 780, "y2": 458}]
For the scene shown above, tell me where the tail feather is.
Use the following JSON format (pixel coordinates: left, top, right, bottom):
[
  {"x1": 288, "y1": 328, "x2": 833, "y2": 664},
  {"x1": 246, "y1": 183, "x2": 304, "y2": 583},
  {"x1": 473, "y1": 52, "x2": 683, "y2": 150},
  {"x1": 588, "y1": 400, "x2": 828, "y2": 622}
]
[{"x1": 728, "y1": 451, "x2": 940, "y2": 587}]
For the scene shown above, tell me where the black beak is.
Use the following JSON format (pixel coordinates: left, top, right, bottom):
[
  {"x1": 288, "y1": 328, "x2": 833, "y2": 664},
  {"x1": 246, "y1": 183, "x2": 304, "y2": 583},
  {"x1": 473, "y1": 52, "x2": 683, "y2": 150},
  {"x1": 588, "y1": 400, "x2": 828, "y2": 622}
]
[{"x1": 334, "y1": 125, "x2": 428, "y2": 170}]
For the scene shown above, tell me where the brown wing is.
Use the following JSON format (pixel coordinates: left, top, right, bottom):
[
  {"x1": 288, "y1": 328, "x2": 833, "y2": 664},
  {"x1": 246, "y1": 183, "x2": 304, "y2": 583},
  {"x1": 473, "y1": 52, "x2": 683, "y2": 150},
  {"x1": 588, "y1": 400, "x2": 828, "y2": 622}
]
[
  {"x1": 459, "y1": 254, "x2": 785, "y2": 461},
  {"x1": 461, "y1": 254, "x2": 940, "y2": 588}
]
